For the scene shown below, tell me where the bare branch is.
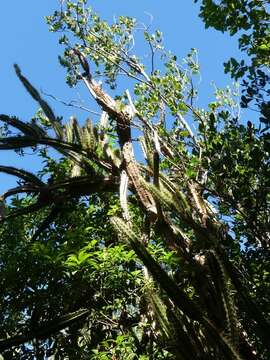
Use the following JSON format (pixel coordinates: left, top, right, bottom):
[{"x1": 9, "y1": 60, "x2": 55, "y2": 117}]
[{"x1": 42, "y1": 91, "x2": 101, "y2": 116}]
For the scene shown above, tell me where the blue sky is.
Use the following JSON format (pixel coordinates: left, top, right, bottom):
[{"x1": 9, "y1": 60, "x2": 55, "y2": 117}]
[{"x1": 0, "y1": 0, "x2": 243, "y2": 194}]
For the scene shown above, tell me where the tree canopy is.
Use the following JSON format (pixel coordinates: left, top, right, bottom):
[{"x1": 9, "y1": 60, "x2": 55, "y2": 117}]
[
  {"x1": 195, "y1": 0, "x2": 270, "y2": 129},
  {"x1": 0, "y1": 1, "x2": 269, "y2": 359}
]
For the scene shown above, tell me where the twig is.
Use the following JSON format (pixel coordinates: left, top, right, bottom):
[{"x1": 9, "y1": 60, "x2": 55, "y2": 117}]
[{"x1": 42, "y1": 91, "x2": 101, "y2": 116}]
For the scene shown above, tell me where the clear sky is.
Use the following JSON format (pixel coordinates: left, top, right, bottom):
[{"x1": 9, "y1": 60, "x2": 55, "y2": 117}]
[{"x1": 0, "y1": 0, "x2": 243, "y2": 194}]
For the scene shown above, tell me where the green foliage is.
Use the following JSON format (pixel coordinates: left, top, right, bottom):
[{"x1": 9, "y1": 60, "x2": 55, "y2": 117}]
[
  {"x1": 0, "y1": 1, "x2": 269, "y2": 359},
  {"x1": 195, "y1": 0, "x2": 270, "y2": 128}
]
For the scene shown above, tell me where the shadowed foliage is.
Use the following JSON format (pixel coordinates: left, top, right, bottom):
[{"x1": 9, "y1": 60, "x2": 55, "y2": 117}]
[{"x1": 0, "y1": 1, "x2": 269, "y2": 359}]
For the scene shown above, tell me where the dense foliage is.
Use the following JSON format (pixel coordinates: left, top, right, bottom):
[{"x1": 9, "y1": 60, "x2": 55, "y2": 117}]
[
  {"x1": 0, "y1": 1, "x2": 269, "y2": 359},
  {"x1": 195, "y1": 0, "x2": 270, "y2": 129}
]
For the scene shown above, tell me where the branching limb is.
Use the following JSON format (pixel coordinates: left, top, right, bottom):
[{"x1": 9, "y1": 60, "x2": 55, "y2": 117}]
[
  {"x1": 0, "y1": 309, "x2": 90, "y2": 352},
  {"x1": 31, "y1": 205, "x2": 61, "y2": 242},
  {"x1": 0, "y1": 165, "x2": 45, "y2": 187}
]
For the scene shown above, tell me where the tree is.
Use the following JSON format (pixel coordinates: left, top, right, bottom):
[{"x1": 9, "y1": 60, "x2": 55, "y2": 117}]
[
  {"x1": 194, "y1": 0, "x2": 270, "y2": 129},
  {"x1": 0, "y1": 1, "x2": 269, "y2": 359}
]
